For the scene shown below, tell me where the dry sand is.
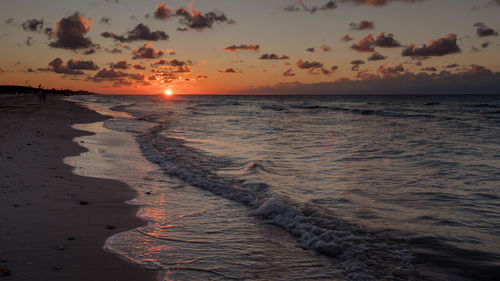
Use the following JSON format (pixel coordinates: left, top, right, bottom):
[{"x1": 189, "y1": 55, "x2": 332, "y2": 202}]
[{"x1": 0, "y1": 94, "x2": 158, "y2": 281}]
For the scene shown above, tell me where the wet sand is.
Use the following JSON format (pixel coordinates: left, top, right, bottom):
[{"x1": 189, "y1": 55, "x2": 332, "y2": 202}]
[{"x1": 0, "y1": 94, "x2": 158, "y2": 280}]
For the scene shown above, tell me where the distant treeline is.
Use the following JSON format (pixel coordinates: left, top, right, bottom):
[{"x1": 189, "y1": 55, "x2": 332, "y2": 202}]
[{"x1": 0, "y1": 85, "x2": 98, "y2": 96}]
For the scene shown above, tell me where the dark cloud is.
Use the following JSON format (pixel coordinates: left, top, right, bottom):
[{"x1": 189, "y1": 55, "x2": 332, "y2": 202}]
[
  {"x1": 474, "y1": 22, "x2": 498, "y2": 37},
  {"x1": 219, "y1": 68, "x2": 242, "y2": 73},
  {"x1": 49, "y1": 12, "x2": 95, "y2": 50},
  {"x1": 5, "y1": 18, "x2": 14, "y2": 24},
  {"x1": 374, "y1": 32, "x2": 401, "y2": 47},
  {"x1": 283, "y1": 68, "x2": 296, "y2": 76},
  {"x1": 367, "y1": 52, "x2": 387, "y2": 61},
  {"x1": 101, "y1": 23, "x2": 168, "y2": 42},
  {"x1": 110, "y1": 59, "x2": 130, "y2": 69},
  {"x1": 351, "y1": 59, "x2": 365, "y2": 71},
  {"x1": 83, "y1": 48, "x2": 96, "y2": 55},
  {"x1": 402, "y1": 34, "x2": 460, "y2": 58},
  {"x1": 260, "y1": 53, "x2": 290, "y2": 60},
  {"x1": 306, "y1": 47, "x2": 315, "y2": 52},
  {"x1": 154, "y1": 2, "x2": 233, "y2": 31},
  {"x1": 481, "y1": 42, "x2": 490, "y2": 48},
  {"x1": 284, "y1": 1, "x2": 337, "y2": 13},
  {"x1": 22, "y1": 19, "x2": 44, "y2": 32},
  {"x1": 297, "y1": 59, "x2": 324, "y2": 69},
  {"x1": 349, "y1": 20, "x2": 375, "y2": 30},
  {"x1": 223, "y1": 44, "x2": 260, "y2": 52},
  {"x1": 341, "y1": 34, "x2": 354, "y2": 42},
  {"x1": 67, "y1": 58, "x2": 99, "y2": 70},
  {"x1": 133, "y1": 63, "x2": 146, "y2": 70},
  {"x1": 91, "y1": 68, "x2": 128, "y2": 81},
  {"x1": 421, "y1": 66, "x2": 437, "y2": 71},
  {"x1": 27, "y1": 68, "x2": 36, "y2": 73},
  {"x1": 100, "y1": 17, "x2": 111, "y2": 24},
  {"x1": 89, "y1": 67, "x2": 149, "y2": 87},
  {"x1": 132, "y1": 42, "x2": 164, "y2": 59},
  {"x1": 351, "y1": 34, "x2": 375, "y2": 52},
  {"x1": 39, "y1": 58, "x2": 85, "y2": 75},
  {"x1": 444, "y1": 63, "x2": 459, "y2": 69}
]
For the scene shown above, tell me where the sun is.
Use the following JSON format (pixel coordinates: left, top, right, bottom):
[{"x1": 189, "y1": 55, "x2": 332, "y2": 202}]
[{"x1": 164, "y1": 89, "x2": 173, "y2": 96}]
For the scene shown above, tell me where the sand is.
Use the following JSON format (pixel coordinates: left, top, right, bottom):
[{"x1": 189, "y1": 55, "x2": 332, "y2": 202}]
[{"x1": 0, "y1": 94, "x2": 159, "y2": 281}]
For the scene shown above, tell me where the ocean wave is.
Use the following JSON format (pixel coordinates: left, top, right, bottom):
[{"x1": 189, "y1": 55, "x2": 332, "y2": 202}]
[
  {"x1": 137, "y1": 126, "x2": 425, "y2": 281},
  {"x1": 261, "y1": 104, "x2": 287, "y2": 111}
]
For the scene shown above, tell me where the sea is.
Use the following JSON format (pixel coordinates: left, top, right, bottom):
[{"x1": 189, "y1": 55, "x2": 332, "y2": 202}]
[{"x1": 64, "y1": 94, "x2": 500, "y2": 281}]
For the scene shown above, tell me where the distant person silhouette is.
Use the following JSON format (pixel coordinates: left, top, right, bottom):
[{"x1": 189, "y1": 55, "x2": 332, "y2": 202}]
[{"x1": 38, "y1": 84, "x2": 42, "y2": 104}]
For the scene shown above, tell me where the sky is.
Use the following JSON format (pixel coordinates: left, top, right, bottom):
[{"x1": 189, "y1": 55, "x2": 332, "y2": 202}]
[{"x1": 0, "y1": 0, "x2": 499, "y2": 94}]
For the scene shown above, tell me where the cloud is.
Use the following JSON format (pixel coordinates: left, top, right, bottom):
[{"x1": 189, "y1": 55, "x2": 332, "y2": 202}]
[
  {"x1": 260, "y1": 53, "x2": 290, "y2": 60},
  {"x1": 110, "y1": 59, "x2": 130, "y2": 69},
  {"x1": 351, "y1": 59, "x2": 365, "y2": 71},
  {"x1": 90, "y1": 68, "x2": 128, "y2": 81},
  {"x1": 284, "y1": 1, "x2": 337, "y2": 13},
  {"x1": 154, "y1": 2, "x2": 233, "y2": 31},
  {"x1": 219, "y1": 68, "x2": 242, "y2": 73},
  {"x1": 49, "y1": 12, "x2": 95, "y2": 50},
  {"x1": 474, "y1": 22, "x2": 498, "y2": 37},
  {"x1": 306, "y1": 47, "x2": 315, "y2": 52},
  {"x1": 46, "y1": 58, "x2": 99, "y2": 75},
  {"x1": 5, "y1": 18, "x2": 14, "y2": 24},
  {"x1": 283, "y1": 68, "x2": 296, "y2": 76},
  {"x1": 297, "y1": 59, "x2": 324, "y2": 69},
  {"x1": 351, "y1": 34, "x2": 375, "y2": 52},
  {"x1": 101, "y1": 23, "x2": 168, "y2": 42},
  {"x1": 67, "y1": 58, "x2": 99, "y2": 70},
  {"x1": 223, "y1": 44, "x2": 260, "y2": 52},
  {"x1": 89, "y1": 67, "x2": 149, "y2": 87},
  {"x1": 100, "y1": 17, "x2": 111, "y2": 24},
  {"x1": 83, "y1": 48, "x2": 96, "y2": 55},
  {"x1": 374, "y1": 32, "x2": 401, "y2": 47},
  {"x1": 481, "y1": 42, "x2": 490, "y2": 48},
  {"x1": 133, "y1": 63, "x2": 146, "y2": 70},
  {"x1": 132, "y1": 42, "x2": 164, "y2": 59},
  {"x1": 341, "y1": 0, "x2": 426, "y2": 7},
  {"x1": 307, "y1": 67, "x2": 334, "y2": 75},
  {"x1": 349, "y1": 20, "x2": 375, "y2": 30},
  {"x1": 245, "y1": 64, "x2": 500, "y2": 95},
  {"x1": 154, "y1": 2, "x2": 173, "y2": 20},
  {"x1": 341, "y1": 34, "x2": 354, "y2": 42},
  {"x1": 377, "y1": 63, "x2": 405, "y2": 77},
  {"x1": 367, "y1": 52, "x2": 387, "y2": 61},
  {"x1": 22, "y1": 19, "x2": 44, "y2": 32},
  {"x1": 320, "y1": 45, "x2": 332, "y2": 52},
  {"x1": 444, "y1": 63, "x2": 459, "y2": 69},
  {"x1": 402, "y1": 34, "x2": 460, "y2": 58},
  {"x1": 421, "y1": 66, "x2": 437, "y2": 71}
]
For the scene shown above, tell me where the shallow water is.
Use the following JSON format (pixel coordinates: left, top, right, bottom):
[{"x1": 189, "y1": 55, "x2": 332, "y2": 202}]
[{"x1": 67, "y1": 94, "x2": 500, "y2": 281}]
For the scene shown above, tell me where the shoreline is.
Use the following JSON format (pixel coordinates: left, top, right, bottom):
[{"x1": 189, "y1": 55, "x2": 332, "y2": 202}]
[{"x1": 0, "y1": 94, "x2": 158, "y2": 280}]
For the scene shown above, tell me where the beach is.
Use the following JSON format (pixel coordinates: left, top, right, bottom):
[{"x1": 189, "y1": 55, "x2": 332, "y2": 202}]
[{"x1": 0, "y1": 94, "x2": 158, "y2": 281}]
